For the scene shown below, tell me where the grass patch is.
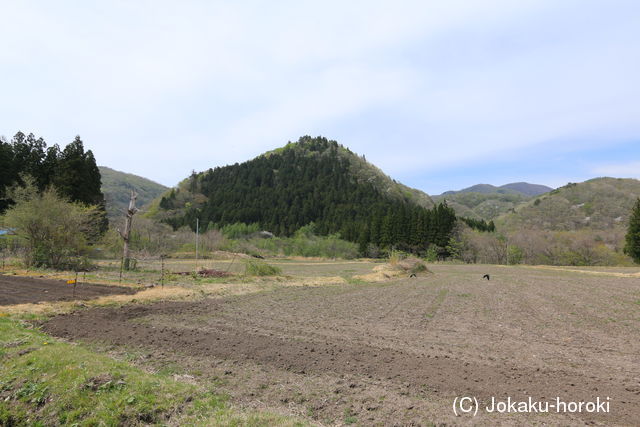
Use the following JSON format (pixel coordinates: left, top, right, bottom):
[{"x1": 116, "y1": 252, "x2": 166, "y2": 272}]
[
  {"x1": 244, "y1": 260, "x2": 282, "y2": 276},
  {"x1": 423, "y1": 289, "x2": 448, "y2": 320},
  {"x1": 0, "y1": 317, "x2": 303, "y2": 426},
  {"x1": 342, "y1": 275, "x2": 369, "y2": 285}
]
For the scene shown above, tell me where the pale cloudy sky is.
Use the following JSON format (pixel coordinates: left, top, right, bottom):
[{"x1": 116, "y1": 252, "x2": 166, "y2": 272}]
[{"x1": 1, "y1": 1, "x2": 639, "y2": 194}]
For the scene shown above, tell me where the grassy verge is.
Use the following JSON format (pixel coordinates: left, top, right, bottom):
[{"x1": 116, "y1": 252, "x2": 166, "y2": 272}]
[{"x1": 0, "y1": 317, "x2": 304, "y2": 426}]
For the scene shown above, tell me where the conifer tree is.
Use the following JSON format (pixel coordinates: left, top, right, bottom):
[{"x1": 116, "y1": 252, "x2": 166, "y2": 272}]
[{"x1": 624, "y1": 198, "x2": 640, "y2": 263}]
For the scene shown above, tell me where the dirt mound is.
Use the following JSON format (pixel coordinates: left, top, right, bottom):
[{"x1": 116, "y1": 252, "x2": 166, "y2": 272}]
[{"x1": 354, "y1": 257, "x2": 431, "y2": 282}]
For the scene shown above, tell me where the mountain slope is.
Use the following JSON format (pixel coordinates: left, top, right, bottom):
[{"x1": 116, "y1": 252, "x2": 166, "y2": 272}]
[
  {"x1": 500, "y1": 182, "x2": 552, "y2": 196},
  {"x1": 99, "y1": 166, "x2": 168, "y2": 221},
  {"x1": 496, "y1": 177, "x2": 640, "y2": 231},
  {"x1": 151, "y1": 136, "x2": 453, "y2": 248},
  {"x1": 434, "y1": 182, "x2": 553, "y2": 220},
  {"x1": 441, "y1": 182, "x2": 552, "y2": 197}
]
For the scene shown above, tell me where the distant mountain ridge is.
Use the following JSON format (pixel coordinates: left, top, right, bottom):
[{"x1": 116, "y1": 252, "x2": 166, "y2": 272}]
[
  {"x1": 433, "y1": 182, "x2": 553, "y2": 220},
  {"x1": 496, "y1": 177, "x2": 640, "y2": 231},
  {"x1": 99, "y1": 166, "x2": 168, "y2": 223},
  {"x1": 441, "y1": 182, "x2": 552, "y2": 197}
]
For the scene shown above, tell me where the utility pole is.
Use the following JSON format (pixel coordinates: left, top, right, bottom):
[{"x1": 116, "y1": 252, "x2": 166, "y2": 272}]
[
  {"x1": 195, "y1": 217, "x2": 199, "y2": 272},
  {"x1": 119, "y1": 190, "x2": 138, "y2": 270}
]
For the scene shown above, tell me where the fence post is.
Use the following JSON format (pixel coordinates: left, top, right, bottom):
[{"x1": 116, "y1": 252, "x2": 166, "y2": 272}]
[{"x1": 160, "y1": 255, "x2": 165, "y2": 288}]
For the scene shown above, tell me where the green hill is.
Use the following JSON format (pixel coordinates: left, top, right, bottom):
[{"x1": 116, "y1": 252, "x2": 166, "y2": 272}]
[
  {"x1": 496, "y1": 177, "x2": 640, "y2": 231},
  {"x1": 434, "y1": 182, "x2": 552, "y2": 220},
  {"x1": 500, "y1": 182, "x2": 553, "y2": 196},
  {"x1": 433, "y1": 192, "x2": 529, "y2": 220},
  {"x1": 151, "y1": 136, "x2": 454, "y2": 252},
  {"x1": 441, "y1": 182, "x2": 551, "y2": 197},
  {"x1": 99, "y1": 166, "x2": 168, "y2": 222}
]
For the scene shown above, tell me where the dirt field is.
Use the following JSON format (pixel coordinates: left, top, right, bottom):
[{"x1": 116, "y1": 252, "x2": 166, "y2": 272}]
[
  {"x1": 42, "y1": 264, "x2": 640, "y2": 425},
  {"x1": 0, "y1": 274, "x2": 138, "y2": 305}
]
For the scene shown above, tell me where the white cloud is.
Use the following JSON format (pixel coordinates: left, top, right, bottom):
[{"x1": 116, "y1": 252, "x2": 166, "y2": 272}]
[{"x1": 1, "y1": 0, "x2": 639, "y2": 187}]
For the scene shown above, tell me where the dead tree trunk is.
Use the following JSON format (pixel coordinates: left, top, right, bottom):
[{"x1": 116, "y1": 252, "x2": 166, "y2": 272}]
[{"x1": 119, "y1": 190, "x2": 138, "y2": 270}]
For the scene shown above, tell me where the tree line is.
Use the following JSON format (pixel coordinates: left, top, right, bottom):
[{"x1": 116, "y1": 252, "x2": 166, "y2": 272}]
[
  {"x1": 460, "y1": 217, "x2": 496, "y2": 232},
  {"x1": 0, "y1": 131, "x2": 106, "y2": 230}
]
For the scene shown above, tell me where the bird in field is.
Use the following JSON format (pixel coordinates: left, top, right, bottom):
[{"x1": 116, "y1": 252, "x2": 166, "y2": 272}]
[{"x1": 483, "y1": 274, "x2": 490, "y2": 280}]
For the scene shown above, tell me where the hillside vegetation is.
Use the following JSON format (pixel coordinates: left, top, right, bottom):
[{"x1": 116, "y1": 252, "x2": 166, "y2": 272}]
[
  {"x1": 99, "y1": 166, "x2": 167, "y2": 223},
  {"x1": 441, "y1": 182, "x2": 551, "y2": 196},
  {"x1": 434, "y1": 192, "x2": 529, "y2": 220},
  {"x1": 497, "y1": 178, "x2": 640, "y2": 231},
  {"x1": 434, "y1": 182, "x2": 552, "y2": 220}
]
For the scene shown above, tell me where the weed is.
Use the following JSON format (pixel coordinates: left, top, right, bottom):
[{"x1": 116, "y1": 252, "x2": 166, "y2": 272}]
[
  {"x1": 244, "y1": 260, "x2": 282, "y2": 276},
  {"x1": 343, "y1": 407, "x2": 357, "y2": 424}
]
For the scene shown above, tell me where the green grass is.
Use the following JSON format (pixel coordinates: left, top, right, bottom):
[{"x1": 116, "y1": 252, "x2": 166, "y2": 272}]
[
  {"x1": 423, "y1": 289, "x2": 449, "y2": 320},
  {"x1": 0, "y1": 317, "x2": 304, "y2": 426},
  {"x1": 342, "y1": 275, "x2": 368, "y2": 285},
  {"x1": 244, "y1": 260, "x2": 282, "y2": 276}
]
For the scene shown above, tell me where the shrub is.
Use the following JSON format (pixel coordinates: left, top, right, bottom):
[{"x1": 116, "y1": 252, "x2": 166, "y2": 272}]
[
  {"x1": 2, "y1": 179, "x2": 101, "y2": 269},
  {"x1": 244, "y1": 260, "x2": 281, "y2": 276}
]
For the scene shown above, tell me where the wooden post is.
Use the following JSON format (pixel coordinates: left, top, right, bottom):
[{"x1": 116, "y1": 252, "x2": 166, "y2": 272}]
[
  {"x1": 160, "y1": 255, "x2": 165, "y2": 288},
  {"x1": 195, "y1": 218, "x2": 199, "y2": 272},
  {"x1": 73, "y1": 271, "x2": 78, "y2": 298},
  {"x1": 119, "y1": 191, "x2": 139, "y2": 271},
  {"x1": 119, "y1": 256, "x2": 124, "y2": 284}
]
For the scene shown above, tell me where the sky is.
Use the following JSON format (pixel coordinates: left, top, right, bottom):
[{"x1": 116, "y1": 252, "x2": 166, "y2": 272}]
[{"x1": 1, "y1": 0, "x2": 639, "y2": 195}]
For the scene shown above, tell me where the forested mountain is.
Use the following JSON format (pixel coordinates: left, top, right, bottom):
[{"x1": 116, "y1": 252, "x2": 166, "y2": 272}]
[
  {"x1": 434, "y1": 182, "x2": 553, "y2": 220},
  {"x1": 99, "y1": 166, "x2": 167, "y2": 222},
  {"x1": 0, "y1": 131, "x2": 106, "y2": 230},
  {"x1": 496, "y1": 178, "x2": 640, "y2": 231},
  {"x1": 153, "y1": 136, "x2": 454, "y2": 254}
]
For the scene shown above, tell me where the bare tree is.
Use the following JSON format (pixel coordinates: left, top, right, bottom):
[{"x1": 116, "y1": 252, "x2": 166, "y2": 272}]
[{"x1": 119, "y1": 190, "x2": 138, "y2": 270}]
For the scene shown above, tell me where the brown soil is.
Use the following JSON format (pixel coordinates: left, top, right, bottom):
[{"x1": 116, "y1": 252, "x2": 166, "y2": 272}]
[
  {"x1": 42, "y1": 265, "x2": 640, "y2": 425},
  {"x1": 0, "y1": 274, "x2": 138, "y2": 305}
]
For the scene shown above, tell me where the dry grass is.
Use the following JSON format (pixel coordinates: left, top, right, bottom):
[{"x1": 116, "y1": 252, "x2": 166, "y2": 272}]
[
  {"x1": 526, "y1": 265, "x2": 640, "y2": 277},
  {"x1": 0, "y1": 286, "x2": 194, "y2": 316},
  {"x1": 354, "y1": 257, "x2": 431, "y2": 282},
  {"x1": 0, "y1": 270, "x2": 350, "y2": 316}
]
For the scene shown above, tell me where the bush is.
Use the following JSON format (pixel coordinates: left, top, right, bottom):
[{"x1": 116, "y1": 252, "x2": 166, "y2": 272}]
[
  {"x1": 2, "y1": 179, "x2": 101, "y2": 269},
  {"x1": 507, "y1": 245, "x2": 524, "y2": 265},
  {"x1": 244, "y1": 260, "x2": 281, "y2": 276}
]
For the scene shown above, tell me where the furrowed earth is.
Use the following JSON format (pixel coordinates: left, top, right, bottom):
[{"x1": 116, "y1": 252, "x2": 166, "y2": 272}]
[
  {"x1": 39, "y1": 264, "x2": 640, "y2": 425},
  {"x1": 0, "y1": 274, "x2": 138, "y2": 305}
]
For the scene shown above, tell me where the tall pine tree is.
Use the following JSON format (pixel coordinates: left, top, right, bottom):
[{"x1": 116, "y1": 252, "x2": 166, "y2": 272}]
[{"x1": 624, "y1": 198, "x2": 640, "y2": 263}]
